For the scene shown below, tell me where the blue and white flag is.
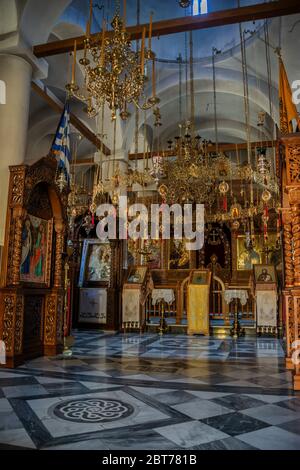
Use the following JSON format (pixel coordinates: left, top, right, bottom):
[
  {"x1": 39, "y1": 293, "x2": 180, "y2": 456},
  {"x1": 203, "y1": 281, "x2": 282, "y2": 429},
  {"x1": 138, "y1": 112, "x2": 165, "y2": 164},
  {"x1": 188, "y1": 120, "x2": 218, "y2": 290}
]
[{"x1": 51, "y1": 102, "x2": 71, "y2": 182}]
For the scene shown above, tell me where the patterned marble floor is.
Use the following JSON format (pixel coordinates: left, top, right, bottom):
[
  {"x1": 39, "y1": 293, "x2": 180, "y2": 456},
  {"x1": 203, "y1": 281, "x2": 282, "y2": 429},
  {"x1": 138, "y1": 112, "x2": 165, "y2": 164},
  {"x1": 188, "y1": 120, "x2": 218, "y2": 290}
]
[{"x1": 0, "y1": 331, "x2": 300, "y2": 450}]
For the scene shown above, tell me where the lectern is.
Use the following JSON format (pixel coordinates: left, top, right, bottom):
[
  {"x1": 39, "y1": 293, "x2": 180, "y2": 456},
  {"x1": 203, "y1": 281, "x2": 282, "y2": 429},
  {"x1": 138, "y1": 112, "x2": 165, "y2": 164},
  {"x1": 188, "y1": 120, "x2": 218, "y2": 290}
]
[
  {"x1": 187, "y1": 269, "x2": 211, "y2": 335},
  {"x1": 253, "y1": 264, "x2": 278, "y2": 334},
  {"x1": 122, "y1": 266, "x2": 150, "y2": 330}
]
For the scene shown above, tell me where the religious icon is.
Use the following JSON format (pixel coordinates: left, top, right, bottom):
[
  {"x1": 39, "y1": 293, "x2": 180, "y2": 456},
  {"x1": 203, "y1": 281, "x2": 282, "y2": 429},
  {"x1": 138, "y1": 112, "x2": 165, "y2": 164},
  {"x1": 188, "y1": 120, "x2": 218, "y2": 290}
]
[
  {"x1": 237, "y1": 234, "x2": 278, "y2": 271},
  {"x1": 21, "y1": 219, "x2": 32, "y2": 275},
  {"x1": 168, "y1": 239, "x2": 190, "y2": 269},
  {"x1": 78, "y1": 240, "x2": 111, "y2": 287},
  {"x1": 254, "y1": 264, "x2": 276, "y2": 283},
  {"x1": 20, "y1": 215, "x2": 51, "y2": 285},
  {"x1": 237, "y1": 235, "x2": 261, "y2": 270},
  {"x1": 190, "y1": 270, "x2": 209, "y2": 285},
  {"x1": 257, "y1": 268, "x2": 272, "y2": 282},
  {"x1": 126, "y1": 266, "x2": 147, "y2": 284}
]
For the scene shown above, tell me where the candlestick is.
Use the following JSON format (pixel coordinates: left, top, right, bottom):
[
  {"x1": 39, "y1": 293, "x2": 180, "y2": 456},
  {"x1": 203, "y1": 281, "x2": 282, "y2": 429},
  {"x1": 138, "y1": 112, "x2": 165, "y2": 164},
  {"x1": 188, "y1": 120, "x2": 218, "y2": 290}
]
[
  {"x1": 149, "y1": 12, "x2": 153, "y2": 51},
  {"x1": 100, "y1": 20, "x2": 106, "y2": 66},
  {"x1": 152, "y1": 56, "x2": 156, "y2": 97},
  {"x1": 86, "y1": 0, "x2": 93, "y2": 37},
  {"x1": 123, "y1": 0, "x2": 126, "y2": 28},
  {"x1": 72, "y1": 40, "x2": 77, "y2": 83},
  {"x1": 141, "y1": 27, "x2": 146, "y2": 74}
]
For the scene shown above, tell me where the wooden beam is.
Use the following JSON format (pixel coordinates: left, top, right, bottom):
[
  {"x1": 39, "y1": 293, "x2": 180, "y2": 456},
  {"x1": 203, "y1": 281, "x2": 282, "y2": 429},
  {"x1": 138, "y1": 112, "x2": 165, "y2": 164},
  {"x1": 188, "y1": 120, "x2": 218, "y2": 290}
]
[
  {"x1": 33, "y1": 1, "x2": 300, "y2": 58},
  {"x1": 129, "y1": 141, "x2": 275, "y2": 161},
  {"x1": 70, "y1": 158, "x2": 95, "y2": 166},
  {"x1": 31, "y1": 81, "x2": 111, "y2": 156}
]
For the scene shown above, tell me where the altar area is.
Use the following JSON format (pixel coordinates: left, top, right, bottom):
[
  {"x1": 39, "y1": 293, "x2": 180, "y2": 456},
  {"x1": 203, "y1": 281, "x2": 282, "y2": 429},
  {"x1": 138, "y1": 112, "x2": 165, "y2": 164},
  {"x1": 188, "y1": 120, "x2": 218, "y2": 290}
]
[{"x1": 74, "y1": 227, "x2": 281, "y2": 339}]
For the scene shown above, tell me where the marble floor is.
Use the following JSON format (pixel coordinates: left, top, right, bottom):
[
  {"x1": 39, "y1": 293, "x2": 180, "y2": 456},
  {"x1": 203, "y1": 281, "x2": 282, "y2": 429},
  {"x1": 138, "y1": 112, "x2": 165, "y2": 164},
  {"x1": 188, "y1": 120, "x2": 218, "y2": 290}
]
[{"x1": 0, "y1": 331, "x2": 300, "y2": 450}]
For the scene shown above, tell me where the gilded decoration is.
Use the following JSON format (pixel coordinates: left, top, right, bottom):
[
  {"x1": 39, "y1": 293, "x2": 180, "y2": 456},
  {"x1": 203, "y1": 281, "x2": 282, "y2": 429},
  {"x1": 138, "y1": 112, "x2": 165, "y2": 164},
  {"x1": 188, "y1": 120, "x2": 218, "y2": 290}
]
[
  {"x1": 2, "y1": 295, "x2": 15, "y2": 354},
  {"x1": 0, "y1": 156, "x2": 68, "y2": 365},
  {"x1": 279, "y1": 98, "x2": 289, "y2": 135},
  {"x1": 9, "y1": 167, "x2": 25, "y2": 207},
  {"x1": 54, "y1": 226, "x2": 66, "y2": 288},
  {"x1": 291, "y1": 205, "x2": 300, "y2": 286},
  {"x1": 285, "y1": 144, "x2": 300, "y2": 186},
  {"x1": 44, "y1": 294, "x2": 57, "y2": 345},
  {"x1": 283, "y1": 214, "x2": 294, "y2": 287},
  {"x1": 56, "y1": 294, "x2": 64, "y2": 342},
  {"x1": 14, "y1": 295, "x2": 24, "y2": 354},
  {"x1": 11, "y1": 213, "x2": 24, "y2": 286}
]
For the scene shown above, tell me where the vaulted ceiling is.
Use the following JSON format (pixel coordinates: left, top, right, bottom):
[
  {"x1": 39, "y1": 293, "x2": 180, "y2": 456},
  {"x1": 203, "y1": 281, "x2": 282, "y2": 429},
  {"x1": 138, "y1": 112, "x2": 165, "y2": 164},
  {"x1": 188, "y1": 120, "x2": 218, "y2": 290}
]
[{"x1": 1, "y1": 0, "x2": 299, "y2": 169}]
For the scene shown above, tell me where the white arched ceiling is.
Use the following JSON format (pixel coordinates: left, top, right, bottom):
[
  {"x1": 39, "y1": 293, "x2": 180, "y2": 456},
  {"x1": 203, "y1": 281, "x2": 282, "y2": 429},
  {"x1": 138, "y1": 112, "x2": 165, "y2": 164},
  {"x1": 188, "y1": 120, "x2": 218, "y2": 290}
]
[
  {"x1": 19, "y1": 1, "x2": 300, "y2": 166},
  {"x1": 0, "y1": 0, "x2": 19, "y2": 36},
  {"x1": 20, "y1": 0, "x2": 72, "y2": 46}
]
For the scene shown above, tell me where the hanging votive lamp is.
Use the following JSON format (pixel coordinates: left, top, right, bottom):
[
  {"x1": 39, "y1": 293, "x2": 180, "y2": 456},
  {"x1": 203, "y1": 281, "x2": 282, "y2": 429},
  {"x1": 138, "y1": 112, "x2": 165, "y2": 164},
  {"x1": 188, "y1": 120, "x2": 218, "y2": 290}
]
[
  {"x1": 219, "y1": 180, "x2": 229, "y2": 211},
  {"x1": 261, "y1": 189, "x2": 272, "y2": 203},
  {"x1": 230, "y1": 200, "x2": 242, "y2": 219}
]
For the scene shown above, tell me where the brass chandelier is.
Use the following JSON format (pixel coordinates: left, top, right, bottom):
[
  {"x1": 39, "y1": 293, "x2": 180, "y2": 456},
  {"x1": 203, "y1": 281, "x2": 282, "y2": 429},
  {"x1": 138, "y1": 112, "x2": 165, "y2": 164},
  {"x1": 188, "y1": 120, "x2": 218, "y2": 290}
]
[{"x1": 66, "y1": 0, "x2": 159, "y2": 121}]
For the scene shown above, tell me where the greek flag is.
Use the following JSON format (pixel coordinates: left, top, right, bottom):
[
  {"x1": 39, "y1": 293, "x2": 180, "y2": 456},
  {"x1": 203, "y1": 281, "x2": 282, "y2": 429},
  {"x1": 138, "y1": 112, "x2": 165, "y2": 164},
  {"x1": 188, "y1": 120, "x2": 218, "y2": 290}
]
[{"x1": 51, "y1": 102, "x2": 71, "y2": 182}]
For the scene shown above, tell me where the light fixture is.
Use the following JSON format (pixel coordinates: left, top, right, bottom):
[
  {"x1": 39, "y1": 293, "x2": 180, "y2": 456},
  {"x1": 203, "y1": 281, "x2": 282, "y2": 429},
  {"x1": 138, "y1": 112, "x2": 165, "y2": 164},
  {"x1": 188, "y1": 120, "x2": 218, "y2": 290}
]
[
  {"x1": 66, "y1": 0, "x2": 159, "y2": 121},
  {"x1": 179, "y1": 0, "x2": 192, "y2": 7}
]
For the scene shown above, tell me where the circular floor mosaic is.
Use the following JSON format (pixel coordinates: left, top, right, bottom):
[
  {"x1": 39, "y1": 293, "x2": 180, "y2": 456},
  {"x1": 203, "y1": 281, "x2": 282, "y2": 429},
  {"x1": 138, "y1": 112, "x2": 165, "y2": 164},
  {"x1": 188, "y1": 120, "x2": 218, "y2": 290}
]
[{"x1": 53, "y1": 398, "x2": 134, "y2": 423}]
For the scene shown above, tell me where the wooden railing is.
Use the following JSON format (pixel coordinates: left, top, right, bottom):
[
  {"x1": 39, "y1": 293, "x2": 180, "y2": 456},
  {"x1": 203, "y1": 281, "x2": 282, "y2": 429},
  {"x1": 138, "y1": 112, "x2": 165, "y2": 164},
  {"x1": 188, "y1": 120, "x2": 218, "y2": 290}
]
[{"x1": 145, "y1": 271, "x2": 256, "y2": 327}]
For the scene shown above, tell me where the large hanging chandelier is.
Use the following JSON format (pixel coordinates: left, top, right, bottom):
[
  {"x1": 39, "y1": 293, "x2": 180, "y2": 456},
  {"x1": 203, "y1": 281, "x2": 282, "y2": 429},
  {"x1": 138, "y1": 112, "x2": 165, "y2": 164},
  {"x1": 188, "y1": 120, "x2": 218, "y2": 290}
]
[
  {"x1": 66, "y1": 0, "x2": 159, "y2": 121},
  {"x1": 159, "y1": 121, "x2": 217, "y2": 203}
]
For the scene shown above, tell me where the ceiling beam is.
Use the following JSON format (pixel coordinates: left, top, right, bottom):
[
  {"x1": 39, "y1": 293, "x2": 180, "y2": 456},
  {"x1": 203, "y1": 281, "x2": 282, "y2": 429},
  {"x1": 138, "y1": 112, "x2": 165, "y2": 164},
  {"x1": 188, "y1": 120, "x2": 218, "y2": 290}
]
[
  {"x1": 33, "y1": 0, "x2": 300, "y2": 58},
  {"x1": 128, "y1": 141, "x2": 275, "y2": 161},
  {"x1": 70, "y1": 158, "x2": 95, "y2": 166},
  {"x1": 31, "y1": 80, "x2": 111, "y2": 156}
]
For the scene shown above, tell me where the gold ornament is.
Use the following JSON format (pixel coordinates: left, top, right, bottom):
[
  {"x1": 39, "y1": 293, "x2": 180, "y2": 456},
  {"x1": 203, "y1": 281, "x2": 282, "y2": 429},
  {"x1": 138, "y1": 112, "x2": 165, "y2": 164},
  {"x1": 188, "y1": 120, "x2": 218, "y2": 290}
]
[
  {"x1": 232, "y1": 220, "x2": 240, "y2": 231},
  {"x1": 261, "y1": 189, "x2": 272, "y2": 203},
  {"x1": 219, "y1": 180, "x2": 229, "y2": 195},
  {"x1": 66, "y1": 6, "x2": 159, "y2": 120}
]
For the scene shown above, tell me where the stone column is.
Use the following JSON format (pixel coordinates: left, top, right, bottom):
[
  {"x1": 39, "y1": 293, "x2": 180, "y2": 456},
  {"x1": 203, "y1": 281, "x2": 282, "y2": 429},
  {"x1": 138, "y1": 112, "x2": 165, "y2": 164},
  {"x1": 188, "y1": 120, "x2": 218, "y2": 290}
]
[{"x1": 0, "y1": 54, "x2": 32, "y2": 246}]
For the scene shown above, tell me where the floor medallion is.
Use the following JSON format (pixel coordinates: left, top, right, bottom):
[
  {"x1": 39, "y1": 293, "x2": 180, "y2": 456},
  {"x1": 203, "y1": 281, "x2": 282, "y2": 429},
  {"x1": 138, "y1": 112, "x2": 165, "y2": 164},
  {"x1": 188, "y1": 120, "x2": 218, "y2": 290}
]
[{"x1": 53, "y1": 398, "x2": 134, "y2": 423}]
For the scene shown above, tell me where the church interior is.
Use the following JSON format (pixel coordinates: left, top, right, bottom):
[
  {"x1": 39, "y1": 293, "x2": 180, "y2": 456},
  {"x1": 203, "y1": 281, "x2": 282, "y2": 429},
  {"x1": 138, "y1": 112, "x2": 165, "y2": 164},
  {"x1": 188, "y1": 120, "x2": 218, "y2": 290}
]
[{"x1": 1, "y1": 0, "x2": 300, "y2": 452}]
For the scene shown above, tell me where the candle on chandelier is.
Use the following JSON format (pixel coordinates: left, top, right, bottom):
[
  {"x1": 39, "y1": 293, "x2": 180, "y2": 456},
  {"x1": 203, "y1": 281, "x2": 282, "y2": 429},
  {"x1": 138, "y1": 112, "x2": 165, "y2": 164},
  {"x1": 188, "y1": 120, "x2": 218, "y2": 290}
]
[
  {"x1": 149, "y1": 12, "x2": 153, "y2": 51},
  {"x1": 123, "y1": 0, "x2": 126, "y2": 28},
  {"x1": 100, "y1": 20, "x2": 106, "y2": 66},
  {"x1": 86, "y1": 0, "x2": 93, "y2": 37},
  {"x1": 141, "y1": 27, "x2": 146, "y2": 74},
  {"x1": 152, "y1": 57, "x2": 156, "y2": 97},
  {"x1": 72, "y1": 40, "x2": 77, "y2": 83}
]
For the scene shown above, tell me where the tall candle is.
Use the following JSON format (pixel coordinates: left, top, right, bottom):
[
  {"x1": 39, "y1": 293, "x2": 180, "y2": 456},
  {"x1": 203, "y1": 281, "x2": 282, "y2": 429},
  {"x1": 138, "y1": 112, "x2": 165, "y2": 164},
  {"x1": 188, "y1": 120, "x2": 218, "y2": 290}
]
[
  {"x1": 100, "y1": 20, "x2": 106, "y2": 66},
  {"x1": 123, "y1": 0, "x2": 126, "y2": 28},
  {"x1": 148, "y1": 12, "x2": 153, "y2": 51},
  {"x1": 152, "y1": 56, "x2": 156, "y2": 97},
  {"x1": 86, "y1": 0, "x2": 93, "y2": 37},
  {"x1": 72, "y1": 40, "x2": 77, "y2": 83},
  {"x1": 141, "y1": 27, "x2": 146, "y2": 74}
]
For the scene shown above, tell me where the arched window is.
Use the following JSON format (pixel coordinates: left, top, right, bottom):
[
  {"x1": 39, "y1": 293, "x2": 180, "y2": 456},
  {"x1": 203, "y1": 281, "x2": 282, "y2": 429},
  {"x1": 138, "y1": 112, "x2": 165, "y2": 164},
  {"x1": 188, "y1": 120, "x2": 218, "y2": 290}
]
[
  {"x1": 201, "y1": 0, "x2": 208, "y2": 14},
  {"x1": 193, "y1": 0, "x2": 199, "y2": 15},
  {"x1": 193, "y1": 0, "x2": 208, "y2": 16}
]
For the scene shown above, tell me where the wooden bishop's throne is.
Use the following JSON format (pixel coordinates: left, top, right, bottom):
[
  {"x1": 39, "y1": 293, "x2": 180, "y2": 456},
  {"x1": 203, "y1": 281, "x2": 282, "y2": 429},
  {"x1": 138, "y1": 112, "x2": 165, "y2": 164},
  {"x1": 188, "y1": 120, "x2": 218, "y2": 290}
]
[{"x1": 0, "y1": 156, "x2": 69, "y2": 367}]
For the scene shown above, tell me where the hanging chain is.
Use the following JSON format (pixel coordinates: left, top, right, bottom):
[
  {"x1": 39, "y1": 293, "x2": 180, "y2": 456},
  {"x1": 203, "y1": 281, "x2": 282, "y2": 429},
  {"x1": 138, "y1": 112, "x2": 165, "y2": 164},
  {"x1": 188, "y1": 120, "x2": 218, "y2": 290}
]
[
  {"x1": 264, "y1": 20, "x2": 277, "y2": 184},
  {"x1": 189, "y1": 31, "x2": 195, "y2": 132},
  {"x1": 212, "y1": 48, "x2": 218, "y2": 153},
  {"x1": 134, "y1": 0, "x2": 140, "y2": 169},
  {"x1": 178, "y1": 53, "x2": 183, "y2": 123}
]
